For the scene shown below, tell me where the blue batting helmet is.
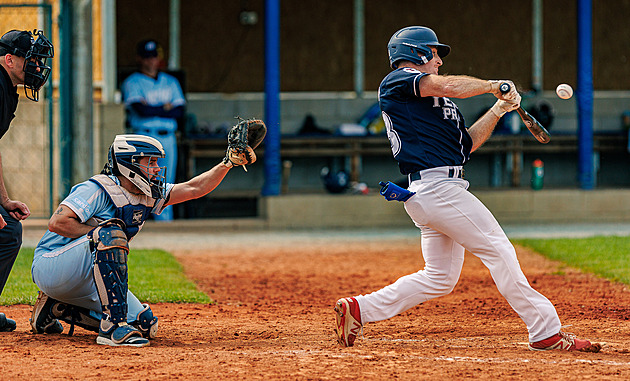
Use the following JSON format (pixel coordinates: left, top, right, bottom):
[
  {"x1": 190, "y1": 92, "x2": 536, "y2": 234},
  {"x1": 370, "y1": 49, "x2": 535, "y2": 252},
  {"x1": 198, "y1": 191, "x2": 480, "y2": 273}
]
[{"x1": 387, "y1": 26, "x2": 450, "y2": 69}]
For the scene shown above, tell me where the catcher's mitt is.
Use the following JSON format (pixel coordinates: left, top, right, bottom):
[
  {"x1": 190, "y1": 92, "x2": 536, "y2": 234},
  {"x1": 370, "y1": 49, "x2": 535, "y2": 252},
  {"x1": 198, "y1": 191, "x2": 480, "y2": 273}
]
[{"x1": 222, "y1": 118, "x2": 267, "y2": 171}]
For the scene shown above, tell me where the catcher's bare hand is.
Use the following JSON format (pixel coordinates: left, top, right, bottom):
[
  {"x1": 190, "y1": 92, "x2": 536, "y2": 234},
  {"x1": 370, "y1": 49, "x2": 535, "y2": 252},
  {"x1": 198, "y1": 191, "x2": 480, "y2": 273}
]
[
  {"x1": 223, "y1": 118, "x2": 267, "y2": 172},
  {"x1": 223, "y1": 146, "x2": 257, "y2": 169}
]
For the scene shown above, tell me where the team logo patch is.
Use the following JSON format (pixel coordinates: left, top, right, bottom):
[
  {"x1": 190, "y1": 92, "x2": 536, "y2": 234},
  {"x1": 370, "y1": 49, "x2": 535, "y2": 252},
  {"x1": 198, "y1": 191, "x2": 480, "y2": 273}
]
[{"x1": 132, "y1": 210, "x2": 144, "y2": 225}]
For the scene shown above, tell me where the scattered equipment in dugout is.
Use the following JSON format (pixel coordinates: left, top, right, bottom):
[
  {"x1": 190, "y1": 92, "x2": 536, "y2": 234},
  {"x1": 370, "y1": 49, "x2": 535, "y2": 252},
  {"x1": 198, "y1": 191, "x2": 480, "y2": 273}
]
[
  {"x1": 223, "y1": 117, "x2": 267, "y2": 171},
  {"x1": 321, "y1": 167, "x2": 350, "y2": 194}
]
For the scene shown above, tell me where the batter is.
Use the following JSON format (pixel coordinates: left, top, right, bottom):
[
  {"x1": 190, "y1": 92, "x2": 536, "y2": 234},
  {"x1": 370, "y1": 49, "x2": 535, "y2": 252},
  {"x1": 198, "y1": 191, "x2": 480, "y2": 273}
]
[{"x1": 334, "y1": 26, "x2": 601, "y2": 353}]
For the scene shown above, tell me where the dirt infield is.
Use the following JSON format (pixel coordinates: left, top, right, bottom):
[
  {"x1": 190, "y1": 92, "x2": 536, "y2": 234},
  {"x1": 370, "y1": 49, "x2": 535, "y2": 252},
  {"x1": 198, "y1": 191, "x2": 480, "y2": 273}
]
[{"x1": 2, "y1": 229, "x2": 630, "y2": 379}]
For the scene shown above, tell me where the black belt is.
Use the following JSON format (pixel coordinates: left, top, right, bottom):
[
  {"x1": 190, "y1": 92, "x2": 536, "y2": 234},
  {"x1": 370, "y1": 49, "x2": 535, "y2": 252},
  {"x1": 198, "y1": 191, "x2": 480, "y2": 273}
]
[{"x1": 409, "y1": 167, "x2": 465, "y2": 182}]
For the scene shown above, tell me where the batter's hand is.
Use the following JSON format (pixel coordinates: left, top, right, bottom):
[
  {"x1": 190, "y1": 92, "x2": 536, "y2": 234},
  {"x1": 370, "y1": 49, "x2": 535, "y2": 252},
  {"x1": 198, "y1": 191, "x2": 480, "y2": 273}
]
[
  {"x1": 3, "y1": 200, "x2": 30, "y2": 221},
  {"x1": 489, "y1": 80, "x2": 518, "y2": 101},
  {"x1": 490, "y1": 93, "x2": 521, "y2": 118}
]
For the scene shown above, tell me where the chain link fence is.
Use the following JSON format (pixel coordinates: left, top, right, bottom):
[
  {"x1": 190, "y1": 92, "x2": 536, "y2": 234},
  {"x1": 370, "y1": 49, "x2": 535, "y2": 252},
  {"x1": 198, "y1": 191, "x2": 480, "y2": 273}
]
[{"x1": 0, "y1": 2, "x2": 54, "y2": 217}]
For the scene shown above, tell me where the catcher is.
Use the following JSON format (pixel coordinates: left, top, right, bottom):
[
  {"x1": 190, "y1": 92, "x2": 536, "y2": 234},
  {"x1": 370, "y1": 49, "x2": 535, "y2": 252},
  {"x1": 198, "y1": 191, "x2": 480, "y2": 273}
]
[{"x1": 30, "y1": 119, "x2": 265, "y2": 347}]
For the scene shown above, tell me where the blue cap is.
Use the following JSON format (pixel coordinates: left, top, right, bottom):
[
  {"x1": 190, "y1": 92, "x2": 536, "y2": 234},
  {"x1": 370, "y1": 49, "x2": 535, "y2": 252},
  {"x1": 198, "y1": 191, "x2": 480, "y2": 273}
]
[{"x1": 137, "y1": 39, "x2": 159, "y2": 58}]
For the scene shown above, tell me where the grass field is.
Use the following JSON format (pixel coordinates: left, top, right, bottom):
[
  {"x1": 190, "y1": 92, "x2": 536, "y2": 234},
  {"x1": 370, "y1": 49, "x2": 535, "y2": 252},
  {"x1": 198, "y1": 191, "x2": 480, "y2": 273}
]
[
  {"x1": 0, "y1": 248, "x2": 211, "y2": 305},
  {"x1": 2, "y1": 235, "x2": 630, "y2": 306},
  {"x1": 513, "y1": 235, "x2": 630, "y2": 284}
]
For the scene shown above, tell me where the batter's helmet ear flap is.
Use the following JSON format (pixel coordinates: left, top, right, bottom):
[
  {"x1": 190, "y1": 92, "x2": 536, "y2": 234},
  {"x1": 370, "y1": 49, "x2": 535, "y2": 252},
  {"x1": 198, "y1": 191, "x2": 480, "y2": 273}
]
[{"x1": 387, "y1": 26, "x2": 450, "y2": 69}]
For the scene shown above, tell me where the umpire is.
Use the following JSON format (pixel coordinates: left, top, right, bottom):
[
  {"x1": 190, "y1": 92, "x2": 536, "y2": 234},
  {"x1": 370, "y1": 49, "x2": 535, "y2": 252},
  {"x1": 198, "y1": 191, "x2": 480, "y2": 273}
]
[{"x1": 0, "y1": 29, "x2": 53, "y2": 331}]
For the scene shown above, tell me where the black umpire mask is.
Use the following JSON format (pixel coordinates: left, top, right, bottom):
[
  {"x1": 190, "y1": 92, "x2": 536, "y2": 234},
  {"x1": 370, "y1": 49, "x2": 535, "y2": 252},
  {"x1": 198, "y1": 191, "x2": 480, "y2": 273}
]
[{"x1": 0, "y1": 29, "x2": 54, "y2": 101}]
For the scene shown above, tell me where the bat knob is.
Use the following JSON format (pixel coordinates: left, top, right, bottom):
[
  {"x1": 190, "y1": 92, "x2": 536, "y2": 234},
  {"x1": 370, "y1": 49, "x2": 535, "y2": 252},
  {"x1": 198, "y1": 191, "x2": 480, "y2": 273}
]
[{"x1": 499, "y1": 82, "x2": 511, "y2": 94}]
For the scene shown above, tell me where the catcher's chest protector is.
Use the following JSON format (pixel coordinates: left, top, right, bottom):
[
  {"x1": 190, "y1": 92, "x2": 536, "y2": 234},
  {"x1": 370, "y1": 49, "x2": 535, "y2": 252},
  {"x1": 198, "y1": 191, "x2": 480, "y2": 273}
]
[{"x1": 89, "y1": 175, "x2": 155, "y2": 239}]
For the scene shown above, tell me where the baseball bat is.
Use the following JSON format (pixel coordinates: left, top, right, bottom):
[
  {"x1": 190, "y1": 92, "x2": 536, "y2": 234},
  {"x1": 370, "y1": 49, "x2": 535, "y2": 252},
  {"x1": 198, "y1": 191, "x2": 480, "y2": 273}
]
[{"x1": 499, "y1": 82, "x2": 551, "y2": 144}]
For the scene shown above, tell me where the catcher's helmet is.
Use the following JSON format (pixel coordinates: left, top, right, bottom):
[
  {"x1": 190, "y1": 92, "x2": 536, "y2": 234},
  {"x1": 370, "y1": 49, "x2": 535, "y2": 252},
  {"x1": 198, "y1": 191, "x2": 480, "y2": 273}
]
[
  {"x1": 387, "y1": 26, "x2": 450, "y2": 69},
  {"x1": 107, "y1": 135, "x2": 167, "y2": 199},
  {"x1": 0, "y1": 29, "x2": 54, "y2": 101}
]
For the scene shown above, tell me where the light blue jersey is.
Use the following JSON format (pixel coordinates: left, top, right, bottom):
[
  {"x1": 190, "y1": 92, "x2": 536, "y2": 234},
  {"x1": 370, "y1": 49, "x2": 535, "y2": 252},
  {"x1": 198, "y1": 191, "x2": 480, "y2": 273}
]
[
  {"x1": 35, "y1": 176, "x2": 171, "y2": 256},
  {"x1": 32, "y1": 175, "x2": 173, "y2": 317},
  {"x1": 122, "y1": 72, "x2": 185, "y2": 133}
]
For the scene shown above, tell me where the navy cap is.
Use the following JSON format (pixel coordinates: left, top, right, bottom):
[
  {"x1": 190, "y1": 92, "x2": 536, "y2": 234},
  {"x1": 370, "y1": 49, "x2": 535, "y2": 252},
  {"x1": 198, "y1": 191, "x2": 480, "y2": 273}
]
[
  {"x1": 136, "y1": 39, "x2": 159, "y2": 59},
  {"x1": 0, "y1": 30, "x2": 33, "y2": 57}
]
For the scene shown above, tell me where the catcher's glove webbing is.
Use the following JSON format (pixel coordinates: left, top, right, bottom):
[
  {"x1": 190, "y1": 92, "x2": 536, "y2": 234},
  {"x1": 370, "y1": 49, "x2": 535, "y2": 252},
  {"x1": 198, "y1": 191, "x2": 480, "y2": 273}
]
[{"x1": 223, "y1": 118, "x2": 267, "y2": 172}]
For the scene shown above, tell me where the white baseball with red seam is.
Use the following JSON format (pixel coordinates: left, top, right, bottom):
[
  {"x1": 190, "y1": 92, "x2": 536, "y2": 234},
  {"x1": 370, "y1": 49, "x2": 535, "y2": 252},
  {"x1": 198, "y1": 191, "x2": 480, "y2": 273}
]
[{"x1": 555, "y1": 84, "x2": 573, "y2": 100}]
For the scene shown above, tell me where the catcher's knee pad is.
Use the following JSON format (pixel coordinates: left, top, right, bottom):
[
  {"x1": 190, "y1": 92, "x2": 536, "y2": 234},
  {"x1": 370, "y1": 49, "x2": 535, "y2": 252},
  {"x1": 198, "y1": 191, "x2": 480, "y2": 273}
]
[
  {"x1": 91, "y1": 221, "x2": 129, "y2": 325},
  {"x1": 130, "y1": 304, "x2": 158, "y2": 339}
]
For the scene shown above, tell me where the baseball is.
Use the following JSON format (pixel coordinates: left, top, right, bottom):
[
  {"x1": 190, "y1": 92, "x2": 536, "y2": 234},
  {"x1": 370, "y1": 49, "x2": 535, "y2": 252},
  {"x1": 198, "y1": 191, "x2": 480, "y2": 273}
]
[{"x1": 556, "y1": 84, "x2": 573, "y2": 100}]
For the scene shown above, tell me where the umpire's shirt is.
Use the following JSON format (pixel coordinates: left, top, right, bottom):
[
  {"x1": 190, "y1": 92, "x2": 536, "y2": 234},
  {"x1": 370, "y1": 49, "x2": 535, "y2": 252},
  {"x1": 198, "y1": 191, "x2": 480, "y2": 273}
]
[{"x1": 0, "y1": 64, "x2": 19, "y2": 139}]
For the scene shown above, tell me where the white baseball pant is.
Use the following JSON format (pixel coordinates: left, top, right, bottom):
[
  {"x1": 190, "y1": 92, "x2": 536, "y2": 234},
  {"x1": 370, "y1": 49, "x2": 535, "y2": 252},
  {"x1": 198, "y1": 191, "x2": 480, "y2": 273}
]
[{"x1": 354, "y1": 166, "x2": 562, "y2": 342}]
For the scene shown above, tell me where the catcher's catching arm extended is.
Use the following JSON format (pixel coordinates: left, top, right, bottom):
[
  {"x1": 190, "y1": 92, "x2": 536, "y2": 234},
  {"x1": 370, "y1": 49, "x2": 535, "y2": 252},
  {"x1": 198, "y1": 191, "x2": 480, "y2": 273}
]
[{"x1": 222, "y1": 118, "x2": 267, "y2": 172}]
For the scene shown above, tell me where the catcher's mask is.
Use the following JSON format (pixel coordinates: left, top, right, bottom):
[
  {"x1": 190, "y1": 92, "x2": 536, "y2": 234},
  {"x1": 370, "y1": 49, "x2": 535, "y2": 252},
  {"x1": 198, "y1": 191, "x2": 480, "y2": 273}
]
[
  {"x1": 387, "y1": 26, "x2": 450, "y2": 69},
  {"x1": 0, "y1": 29, "x2": 54, "y2": 101},
  {"x1": 106, "y1": 135, "x2": 167, "y2": 199}
]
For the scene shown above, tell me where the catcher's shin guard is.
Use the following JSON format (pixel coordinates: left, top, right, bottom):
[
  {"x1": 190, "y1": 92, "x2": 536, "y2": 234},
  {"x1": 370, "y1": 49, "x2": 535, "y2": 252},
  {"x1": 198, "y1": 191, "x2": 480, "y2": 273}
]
[{"x1": 90, "y1": 220, "x2": 130, "y2": 325}]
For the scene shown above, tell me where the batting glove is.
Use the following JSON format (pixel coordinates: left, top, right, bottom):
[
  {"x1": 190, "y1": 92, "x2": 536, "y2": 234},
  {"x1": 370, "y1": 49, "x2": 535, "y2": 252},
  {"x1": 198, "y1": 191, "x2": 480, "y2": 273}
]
[
  {"x1": 490, "y1": 93, "x2": 521, "y2": 118},
  {"x1": 489, "y1": 80, "x2": 518, "y2": 101}
]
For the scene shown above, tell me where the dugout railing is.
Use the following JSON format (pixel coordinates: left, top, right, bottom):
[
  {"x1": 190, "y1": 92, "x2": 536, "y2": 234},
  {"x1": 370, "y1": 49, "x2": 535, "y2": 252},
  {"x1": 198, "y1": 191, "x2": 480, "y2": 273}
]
[{"x1": 182, "y1": 134, "x2": 629, "y2": 189}]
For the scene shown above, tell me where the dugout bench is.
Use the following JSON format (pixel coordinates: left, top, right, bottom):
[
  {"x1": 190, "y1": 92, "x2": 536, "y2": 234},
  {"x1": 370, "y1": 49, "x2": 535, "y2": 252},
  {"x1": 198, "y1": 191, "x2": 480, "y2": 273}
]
[{"x1": 181, "y1": 134, "x2": 628, "y2": 188}]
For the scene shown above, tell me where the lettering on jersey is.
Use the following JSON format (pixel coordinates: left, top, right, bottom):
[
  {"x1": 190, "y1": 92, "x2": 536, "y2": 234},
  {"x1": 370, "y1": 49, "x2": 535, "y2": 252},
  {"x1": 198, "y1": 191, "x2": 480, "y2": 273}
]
[
  {"x1": 132, "y1": 210, "x2": 144, "y2": 225},
  {"x1": 402, "y1": 68, "x2": 422, "y2": 74},
  {"x1": 432, "y1": 97, "x2": 460, "y2": 121},
  {"x1": 72, "y1": 196, "x2": 90, "y2": 214},
  {"x1": 382, "y1": 111, "x2": 401, "y2": 157},
  {"x1": 145, "y1": 88, "x2": 174, "y2": 104}
]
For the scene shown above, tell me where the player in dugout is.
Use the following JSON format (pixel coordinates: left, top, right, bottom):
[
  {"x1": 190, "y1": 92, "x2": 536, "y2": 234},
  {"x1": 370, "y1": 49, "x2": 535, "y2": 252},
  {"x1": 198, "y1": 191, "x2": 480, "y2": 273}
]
[
  {"x1": 334, "y1": 26, "x2": 601, "y2": 353},
  {"x1": 29, "y1": 124, "x2": 263, "y2": 346}
]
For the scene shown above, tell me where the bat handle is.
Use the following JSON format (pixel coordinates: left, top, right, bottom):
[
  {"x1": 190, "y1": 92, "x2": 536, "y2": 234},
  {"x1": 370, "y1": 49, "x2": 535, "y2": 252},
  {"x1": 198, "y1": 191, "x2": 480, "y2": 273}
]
[{"x1": 499, "y1": 82, "x2": 511, "y2": 95}]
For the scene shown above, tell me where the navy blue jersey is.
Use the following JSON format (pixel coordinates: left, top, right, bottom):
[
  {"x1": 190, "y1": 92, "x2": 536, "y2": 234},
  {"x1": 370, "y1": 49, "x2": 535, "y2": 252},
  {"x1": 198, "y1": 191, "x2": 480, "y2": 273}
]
[{"x1": 378, "y1": 68, "x2": 473, "y2": 174}]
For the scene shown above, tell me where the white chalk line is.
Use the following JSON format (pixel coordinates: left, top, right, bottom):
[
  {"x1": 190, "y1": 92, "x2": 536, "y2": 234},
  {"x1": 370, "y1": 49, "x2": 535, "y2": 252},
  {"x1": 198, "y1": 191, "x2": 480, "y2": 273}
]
[{"x1": 236, "y1": 346, "x2": 630, "y2": 367}]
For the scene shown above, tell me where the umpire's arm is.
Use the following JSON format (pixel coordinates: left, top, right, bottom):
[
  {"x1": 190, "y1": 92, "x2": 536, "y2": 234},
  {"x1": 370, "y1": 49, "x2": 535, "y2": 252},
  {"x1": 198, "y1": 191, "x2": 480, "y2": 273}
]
[{"x1": 165, "y1": 163, "x2": 231, "y2": 206}]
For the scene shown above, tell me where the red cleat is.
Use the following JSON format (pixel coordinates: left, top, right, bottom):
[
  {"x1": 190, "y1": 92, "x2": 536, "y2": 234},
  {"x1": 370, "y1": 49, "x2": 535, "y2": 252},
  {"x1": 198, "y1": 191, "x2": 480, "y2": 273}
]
[
  {"x1": 528, "y1": 331, "x2": 602, "y2": 352},
  {"x1": 334, "y1": 297, "x2": 363, "y2": 347}
]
